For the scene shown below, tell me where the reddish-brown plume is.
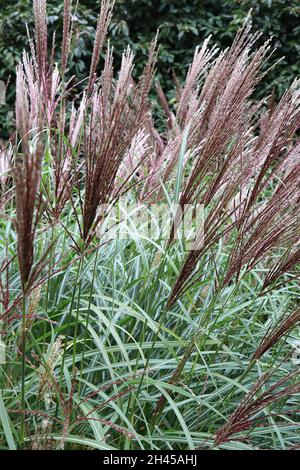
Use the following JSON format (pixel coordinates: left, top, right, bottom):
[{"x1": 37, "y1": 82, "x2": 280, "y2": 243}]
[
  {"x1": 165, "y1": 18, "x2": 300, "y2": 308},
  {"x1": 214, "y1": 368, "x2": 300, "y2": 446},
  {"x1": 81, "y1": 39, "x2": 158, "y2": 244},
  {"x1": 252, "y1": 307, "x2": 300, "y2": 361},
  {"x1": 14, "y1": 62, "x2": 44, "y2": 291}
]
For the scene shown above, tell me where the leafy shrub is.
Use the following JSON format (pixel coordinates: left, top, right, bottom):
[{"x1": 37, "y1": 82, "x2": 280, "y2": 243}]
[{"x1": 1, "y1": 0, "x2": 300, "y2": 138}]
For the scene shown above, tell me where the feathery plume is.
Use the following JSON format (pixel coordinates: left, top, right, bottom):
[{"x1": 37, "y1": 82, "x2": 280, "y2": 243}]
[
  {"x1": 61, "y1": 0, "x2": 73, "y2": 76},
  {"x1": 33, "y1": 0, "x2": 48, "y2": 80},
  {"x1": 82, "y1": 39, "x2": 157, "y2": 244},
  {"x1": 0, "y1": 146, "x2": 12, "y2": 189},
  {"x1": 87, "y1": 0, "x2": 114, "y2": 94},
  {"x1": 166, "y1": 25, "x2": 300, "y2": 307},
  {"x1": 15, "y1": 64, "x2": 44, "y2": 290},
  {"x1": 214, "y1": 368, "x2": 300, "y2": 446},
  {"x1": 252, "y1": 307, "x2": 300, "y2": 361}
]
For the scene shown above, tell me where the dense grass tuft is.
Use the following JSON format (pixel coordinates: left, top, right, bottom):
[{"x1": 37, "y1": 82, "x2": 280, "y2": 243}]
[{"x1": 0, "y1": 1, "x2": 299, "y2": 450}]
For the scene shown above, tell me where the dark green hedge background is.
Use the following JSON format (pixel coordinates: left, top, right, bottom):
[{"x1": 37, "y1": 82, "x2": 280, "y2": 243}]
[{"x1": 1, "y1": 0, "x2": 300, "y2": 138}]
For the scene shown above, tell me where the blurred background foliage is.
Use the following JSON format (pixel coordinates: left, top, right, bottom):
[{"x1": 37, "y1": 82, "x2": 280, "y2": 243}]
[{"x1": 1, "y1": 0, "x2": 300, "y2": 139}]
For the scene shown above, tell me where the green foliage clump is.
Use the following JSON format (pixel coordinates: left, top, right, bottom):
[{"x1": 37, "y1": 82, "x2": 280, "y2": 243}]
[{"x1": 1, "y1": 1, "x2": 300, "y2": 451}]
